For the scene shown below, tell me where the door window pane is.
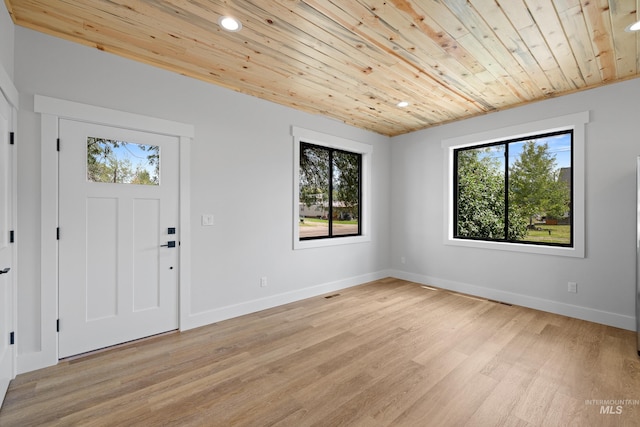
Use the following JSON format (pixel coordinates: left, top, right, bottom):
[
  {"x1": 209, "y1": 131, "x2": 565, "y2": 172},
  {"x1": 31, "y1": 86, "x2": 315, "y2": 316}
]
[{"x1": 87, "y1": 137, "x2": 159, "y2": 185}]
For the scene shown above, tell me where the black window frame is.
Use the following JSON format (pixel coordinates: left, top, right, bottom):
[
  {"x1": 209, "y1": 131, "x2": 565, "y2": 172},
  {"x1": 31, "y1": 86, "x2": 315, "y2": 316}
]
[
  {"x1": 453, "y1": 129, "x2": 574, "y2": 248},
  {"x1": 299, "y1": 141, "x2": 362, "y2": 241}
]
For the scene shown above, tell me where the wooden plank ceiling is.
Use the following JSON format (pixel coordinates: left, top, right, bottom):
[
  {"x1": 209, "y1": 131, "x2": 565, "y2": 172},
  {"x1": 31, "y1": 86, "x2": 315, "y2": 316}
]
[{"x1": 5, "y1": 0, "x2": 640, "y2": 136}]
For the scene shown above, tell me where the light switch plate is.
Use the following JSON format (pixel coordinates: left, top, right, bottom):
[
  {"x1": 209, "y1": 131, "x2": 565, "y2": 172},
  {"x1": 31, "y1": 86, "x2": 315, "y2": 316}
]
[{"x1": 202, "y1": 214, "x2": 215, "y2": 226}]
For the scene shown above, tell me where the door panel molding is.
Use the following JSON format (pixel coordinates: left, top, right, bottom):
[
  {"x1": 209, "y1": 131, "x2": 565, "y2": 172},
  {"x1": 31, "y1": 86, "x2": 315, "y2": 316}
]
[{"x1": 23, "y1": 96, "x2": 193, "y2": 373}]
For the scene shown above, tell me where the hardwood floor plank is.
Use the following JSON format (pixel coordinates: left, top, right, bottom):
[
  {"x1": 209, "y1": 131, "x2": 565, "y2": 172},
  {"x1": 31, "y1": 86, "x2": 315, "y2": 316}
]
[
  {"x1": 1, "y1": 278, "x2": 639, "y2": 426},
  {"x1": 314, "y1": 360, "x2": 427, "y2": 426},
  {"x1": 465, "y1": 363, "x2": 534, "y2": 426},
  {"x1": 541, "y1": 392, "x2": 582, "y2": 427}
]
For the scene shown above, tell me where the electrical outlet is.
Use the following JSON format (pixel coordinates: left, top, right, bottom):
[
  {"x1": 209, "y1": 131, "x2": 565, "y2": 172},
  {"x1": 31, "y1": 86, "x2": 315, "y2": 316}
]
[
  {"x1": 400, "y1": 256, "x2": 406, "y2": 264},
  {"x1": 568, "y1": 282, "x2": 577, "y2": 293},
  {"x1": 260, "y1": 277, "x2": 268, "y2": 287}
]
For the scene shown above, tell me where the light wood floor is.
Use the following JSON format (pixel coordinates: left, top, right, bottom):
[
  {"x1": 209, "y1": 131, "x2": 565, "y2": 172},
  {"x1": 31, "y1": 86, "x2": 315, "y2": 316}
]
[{"x1": 1, "y1": 278, "x2": 639, "y2": 426}]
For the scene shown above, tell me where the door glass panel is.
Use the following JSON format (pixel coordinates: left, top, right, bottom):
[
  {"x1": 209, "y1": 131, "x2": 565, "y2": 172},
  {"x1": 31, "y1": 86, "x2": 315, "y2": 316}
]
[{"x1": 87, "y1": 137, "x2": 160, "y2": 185}]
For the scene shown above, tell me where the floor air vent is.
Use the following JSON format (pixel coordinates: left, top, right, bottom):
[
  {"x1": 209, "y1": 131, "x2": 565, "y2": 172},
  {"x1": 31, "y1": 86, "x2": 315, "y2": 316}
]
[{"x1": 488, "y1": 299, "x2": 513, "y2": 307}]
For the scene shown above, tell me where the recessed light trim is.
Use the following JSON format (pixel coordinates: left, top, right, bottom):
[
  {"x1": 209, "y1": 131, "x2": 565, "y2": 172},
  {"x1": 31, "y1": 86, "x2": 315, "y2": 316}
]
[
  {"x1": 218, "y1": 16, "x2": 242, "y2": 32},
  {"x1": 625, "y1": 19, "x2": 640, "y2": 32},
  {"x1": 397, "y1": 101, "x2": 409, "y2": 108}
]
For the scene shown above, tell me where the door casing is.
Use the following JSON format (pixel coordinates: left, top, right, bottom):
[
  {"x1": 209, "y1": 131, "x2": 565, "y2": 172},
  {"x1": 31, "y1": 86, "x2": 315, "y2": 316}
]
[
  {"x1": 23, "y1": 95, "x2": 193, "y2": 374},
  {"x1": 0, "y1": 88, "x2": 17, "y2": 406}
]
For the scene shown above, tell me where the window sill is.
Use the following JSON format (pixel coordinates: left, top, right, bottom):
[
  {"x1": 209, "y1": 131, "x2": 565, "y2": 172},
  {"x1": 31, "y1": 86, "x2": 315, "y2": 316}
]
[
  {"x1": 294, "y1": 235, "x2": 371, "y2": 250},
  {"x1": 445, "y1": 237, "x2": 584, "y2": 258}
]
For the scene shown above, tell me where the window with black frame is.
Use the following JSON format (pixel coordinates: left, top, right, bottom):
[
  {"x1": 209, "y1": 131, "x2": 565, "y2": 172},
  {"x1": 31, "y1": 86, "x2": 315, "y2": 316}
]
[
  {"x1": 454, "y1": 130, "x2": 573, "y2": 247},
  {"x1": 299, "y1": 142, "x2": 361, "y2": 240}
]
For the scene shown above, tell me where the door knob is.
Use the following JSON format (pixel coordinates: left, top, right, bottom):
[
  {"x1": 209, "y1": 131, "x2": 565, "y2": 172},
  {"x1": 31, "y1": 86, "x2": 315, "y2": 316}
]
[
  {"x1": 160, "y1": 241, "x2": 176, "y2": 248},
  {"x1": 0, "y1": 267, "x2": 10, "y2": 275}
]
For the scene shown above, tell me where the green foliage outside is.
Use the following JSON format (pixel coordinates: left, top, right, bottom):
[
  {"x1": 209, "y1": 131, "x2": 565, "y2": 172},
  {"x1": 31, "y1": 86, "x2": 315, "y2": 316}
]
[
  {"x1": 300, "y1": 145, "x2": 329, "y2": 217},
  {"x1": 456, "y1": 148, "x2": 527, "y2": 240},
  {"x1": 509, "y1": 141, "x2": 570, "y2": 225},
  {"x1": 299, "y1": 144, "x2": 360, "y2": 220},
  {"x1": 332, "y1": 150, "x2": 360, "y2": 216},
  {"x1": 456, "y1": 140, "x2": 570, "y2": 244}
]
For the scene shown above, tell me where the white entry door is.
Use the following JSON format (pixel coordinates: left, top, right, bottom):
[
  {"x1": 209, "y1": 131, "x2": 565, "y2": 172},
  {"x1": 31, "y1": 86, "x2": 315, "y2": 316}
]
[
  {"x1": 0, "y1": 93, "x2": 14, "y2": 405},
  {"x1": 59, "y1": 119, "x2": 179, "y2": 358}
]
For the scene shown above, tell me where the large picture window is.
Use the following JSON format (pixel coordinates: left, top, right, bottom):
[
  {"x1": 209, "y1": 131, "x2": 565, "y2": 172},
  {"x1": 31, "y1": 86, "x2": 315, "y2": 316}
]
[
  {"x1": 443, "y1": 112, "x2": 588, "y2": 257},
  {"x1": 299, "y1": 142, "x2": 361, "y2": 240},
  {"x1": 454, "y1": 130, "x2": 573, "y2": 246}
]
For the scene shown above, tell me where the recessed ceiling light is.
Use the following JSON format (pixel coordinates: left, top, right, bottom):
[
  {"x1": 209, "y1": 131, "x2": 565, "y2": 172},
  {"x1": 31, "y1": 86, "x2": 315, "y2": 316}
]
[
  {"x1": 218, "y1": 16, "x2": 242, "y2": 32},
  {"x1": 625, "y1": 19, "x2": 640, "y2": 32},
  {"x1": 397, "y1": 101, "x2": 409, "y2": 108}
]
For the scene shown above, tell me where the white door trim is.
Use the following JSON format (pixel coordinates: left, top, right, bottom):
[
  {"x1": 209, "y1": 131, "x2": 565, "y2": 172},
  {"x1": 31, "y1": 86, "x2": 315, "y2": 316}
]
[
  {"x1": 0, "y1": 82, "x2": 17, "y2": 405},
  {"x1": 0, "y1": 63, "x2": 18, "y2": 392},
  {"x1": 0, "y1": 63, "x2": 18, "y2": 110},
  {"x1": 34, "y1": 96, "x2": 194, "y2": 138},
  {"x1": 23, "y1": 95, "x2": 193, "y2": 373}
]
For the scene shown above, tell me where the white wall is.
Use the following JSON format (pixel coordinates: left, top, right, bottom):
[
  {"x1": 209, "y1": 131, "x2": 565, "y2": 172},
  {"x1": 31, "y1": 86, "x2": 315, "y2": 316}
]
[
  {"x1": 0, "y1": 3, "x2": 14, "y2": 79},
  {"x1": 14, "y1": 28, "x2": 391, "y2": 370},
  {"x1": 390, "y1": 79, "x2": 640, "y2": 330}
]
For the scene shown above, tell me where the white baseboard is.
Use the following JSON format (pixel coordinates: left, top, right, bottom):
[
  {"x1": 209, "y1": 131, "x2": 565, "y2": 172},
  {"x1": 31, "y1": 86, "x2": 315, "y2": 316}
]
[
  {"x1": 17, "y1": 351, "x2": 58, "y2": 375},
  {"x1": 181, "y1": 270, "x2": 394, "y2": 331},
  {"x1": 390, "y1": 270, "x2": 635, "y2": 331}
]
